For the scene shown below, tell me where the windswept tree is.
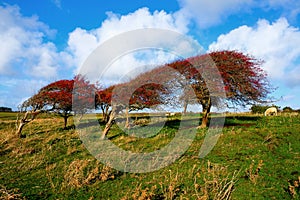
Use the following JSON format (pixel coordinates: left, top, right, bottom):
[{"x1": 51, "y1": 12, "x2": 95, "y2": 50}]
[
  {"x1": 97, "y1": 69, "x2": 170, "y2": 139},
  {"x1": 149, "y1": 50, "x2": 272, "y2": 128},
  {"x1": 16, "y1": 98, "x2": 45, "y2": 137},
  {"x1": 17, "y1": 75, "x2": 95, "y2": 137},
  {"x1": 96, "y1": 85, "x2": 115, "y2": 123}
]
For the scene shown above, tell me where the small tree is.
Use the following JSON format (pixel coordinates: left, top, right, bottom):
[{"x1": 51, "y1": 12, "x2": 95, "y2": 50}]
[
  {"x1": 16, "y1": 99, "x2": 44, "y2": 137},
  {"x1": 282, "y1": 106, "x2": 293, "y2": 112},
  {"x1": 40, "y1": 79, "x2": 74, "y2": 129},
  {"x1": 250, "y1": 105, "x2": 269, "y2": 114},
  {"x1": 16, "y1": 75, "x2": 95, "y2": 137},
  {"x1": 97, "y1": 77, "x2": 169, "y2": 139},
  {"x1": 96, "y1": 85, "x2": 114, "y2": 123}
]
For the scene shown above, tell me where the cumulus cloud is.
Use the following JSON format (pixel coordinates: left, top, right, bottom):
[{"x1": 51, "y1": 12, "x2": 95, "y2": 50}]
[
  {"x1": 176, "y1": 0, "x2": 300, "y2": 28},
  {"x1": 176, "y1": 0, "x2": 253, "y2": 28},
  {"x1": 98, "y1": 8, "x2": 189, "y2": 41},
  {"x1": 264, "y1": 0, "x2": 300, "y2": 20},
  {"x1": 0, "y1": 4, "x2": 64, "y2": 78},
  {"x1": 66, "y1": 7, "x2": 199, "y2": 82},
  {"x1": 209, "y1": 18, "x2": 300, "y2": 86},
  {"x1": 0, "y1": 4, "x2": 76, "y2": 110}
]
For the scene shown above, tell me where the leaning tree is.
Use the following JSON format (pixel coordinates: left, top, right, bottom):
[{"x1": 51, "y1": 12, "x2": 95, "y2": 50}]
[
  {"x1": 97, "y1": 81, "x2": 169, "y2": 139},
  {"x1": 142, "y1": 50, "x2": 273, "y2": 128},
  {"x1": 96, "y1": 66, "x2": 171, "y2": 139},
  {"x1": 16, "y1": 75, "x2": 95, "y2": 137},
  {"x1": 96, "y1": 85, "x2": 115, "y2": 123}
]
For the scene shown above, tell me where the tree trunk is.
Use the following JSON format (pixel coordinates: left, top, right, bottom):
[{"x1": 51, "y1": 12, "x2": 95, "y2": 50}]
[
  {"x1": 125, "y1": 106, "x2": 130, "y2": 129},
  {"x1": 63, "y1": 116, "x2": 68, "y2": 129},
  {"x1": 183, "y1": 99, "x2": 189, "y2": 114},
  {"x1": 101, "y1": 106, "x2": 116, "y2": 139},
  {"x1": 199, "y1": 109, "x2": 209, "y2": 128},
  {"x1": 16, "y1": 121, "x2": 26, "y2": 138},
  {"x1": 16, "y1": 110, "x2": 41, "y2": 137},
  {"x1": 101, "y1": 105, "x2": 110, "y2": 123},
  {"x1": 101, "y1": 106, "x2": 106, "y2": 122},
  {"x1": 198, "y1": 97, "x2": 212, "y2": 128}
]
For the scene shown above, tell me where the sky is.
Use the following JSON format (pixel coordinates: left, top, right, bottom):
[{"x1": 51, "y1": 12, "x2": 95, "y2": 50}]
[{"x1": 0, "y1": 0, "x2": 300, "y2": 111}]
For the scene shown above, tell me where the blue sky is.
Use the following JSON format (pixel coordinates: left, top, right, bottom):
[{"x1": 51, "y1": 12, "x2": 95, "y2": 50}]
[{"x1": 1, "y1": 0, "x2": 300, "y2": 111}]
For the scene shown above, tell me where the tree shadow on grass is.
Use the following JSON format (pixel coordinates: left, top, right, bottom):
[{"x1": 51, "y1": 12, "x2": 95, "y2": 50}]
[
  {"x1": 223, "y1": 116, "x2": 262, "y2": 127},
  {"x1": 163, "y1": 116, "x2": 262, "y2": 129},
  {"x1": 74, "y1": 115, "x2": 262, "y2": 141}
]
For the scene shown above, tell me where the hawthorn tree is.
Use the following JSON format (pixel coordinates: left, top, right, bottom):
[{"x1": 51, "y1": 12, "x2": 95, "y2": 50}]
[
  {"x1": 97, "y1": 82, "x2": 168, "y2": 139},
  {"x1": 16, "y1": 99, "x2": 44, "y2": 137},
  {"x1": 96, "y1": 85, "x2": 114, "y2": 123},
  {"x1": 97, "y1": 69, "x2": 170, "y2": 139},
  {"x1": 147, "y1": 50, "x2": 272, "y2": 128},
  {"x1": 16, "y1": 75, "x2": 95, "y2": 137},
  {"x1": 72, "y1": 75, "x2": 98, "y2": 119}
]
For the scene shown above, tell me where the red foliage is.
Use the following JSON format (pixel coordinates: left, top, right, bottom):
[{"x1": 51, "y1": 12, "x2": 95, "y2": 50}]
[
  {"x1": 72, "y1": 75, "x2": 97, "y2": 113},
  {"x1": 129, "y1": 83, "x2": 168, "y2": 111},
  {"x1": 96, "y1": 81, "x2": 168, "y2": 112},
  {"x1": 165, "y1": 50, "x2": 270, "y2": 106},
  {"x1": 27, "y1": 75, "x2": 96, "y2": 128},
  {"x1": 208, "y1": 50, "x2": 270, "y2": 105}
]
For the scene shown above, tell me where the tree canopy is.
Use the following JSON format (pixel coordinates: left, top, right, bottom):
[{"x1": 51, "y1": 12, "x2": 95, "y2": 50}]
[
  {"x1": 96, "y1": 76, "x2": 169, "y2": 138},
  {"x1": 17, "y1": 75, "x2": 96, "y2": 136}
]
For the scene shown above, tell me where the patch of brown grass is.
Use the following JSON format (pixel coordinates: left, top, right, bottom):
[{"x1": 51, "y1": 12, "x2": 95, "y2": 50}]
[
  {"x1": 245, "y1": 160, "x2": 263, "y2": 184},
  {"x1": 62, "y1": 159, "x2": 116, "y2": 189},
  {"x1": 0, "y1": 184, "x2": 24, "y2": 200},
  {"x1": 159, "y1": 170, "x2": 182, "y2": 199},
  {"x1": 122, "y1": 184, "x2": 157, "y2": 200},
  {"x1": 62, "y1": 159, "x2": 90, "y2": 188},
  {"x1": 288, "y1": 176, "x2": 300, "y2": 199},
  {"x1": 194, "y1": 161, "x2": 239, "y2": 200}
]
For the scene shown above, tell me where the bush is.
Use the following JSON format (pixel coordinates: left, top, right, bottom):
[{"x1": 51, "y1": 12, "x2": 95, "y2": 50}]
[
  {"x1": 282, "y1": 106, "x2": 293, "y2": 112},
  {"x1": 250, "y1": 105, "x2": 269, "y2": 114},
  {"x1": 251, "y1": 104, "x2": 280, "y2": 114}
]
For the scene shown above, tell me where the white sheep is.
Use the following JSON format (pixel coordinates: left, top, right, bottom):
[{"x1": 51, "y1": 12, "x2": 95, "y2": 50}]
[
  {"x1": 264, "y1": 107, "x2": 277, "y2": 116},
  {"x1": 165, "y1": 112, "x2": 176, "y2": 117}
]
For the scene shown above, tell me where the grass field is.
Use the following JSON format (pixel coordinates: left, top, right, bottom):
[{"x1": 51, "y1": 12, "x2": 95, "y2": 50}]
[{"x1": 0, "y1": 112, "x2": 299, "y2": 199}]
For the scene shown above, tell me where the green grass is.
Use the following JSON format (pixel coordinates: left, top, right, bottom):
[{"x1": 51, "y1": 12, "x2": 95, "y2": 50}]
[{"x1": 0, "y1": 112, "x2": 300, "y2": 199}]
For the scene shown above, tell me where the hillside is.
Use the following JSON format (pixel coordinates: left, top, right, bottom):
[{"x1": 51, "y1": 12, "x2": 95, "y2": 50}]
[{"x1": 0, "y1": 112, "x2": 299, "y2": 199}]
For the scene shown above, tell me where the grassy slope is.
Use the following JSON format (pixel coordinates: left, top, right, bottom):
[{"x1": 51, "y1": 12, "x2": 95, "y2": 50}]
[{"x1": 0, "y1": 112, "x2": 299, "y2": 199}]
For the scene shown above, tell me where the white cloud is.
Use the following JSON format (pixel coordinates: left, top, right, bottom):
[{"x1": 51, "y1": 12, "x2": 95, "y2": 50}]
[
  {"x1": 0, "y1": 4, "x2": 77, "y2": 110},
  {"x1": 67, "y1": 28, "x2": 99, "y2": 70},
  {"x1": 101, "y1": 50, "x2": 180, "y2": 85},
  {"x1": 52, "y1": 0, "x2": 62, "y2": 9},
  {"x1": 176, "y1": 0, "x2": 300, "y2": 28},
  {"x1": 66, "y1": 7, "x2": 196, "y2": 82},
  {"x1": 97, "y1": 8, "x2": 189, "y2": 41},
  {"x1": 264, "y1": 0, "x2": 300, "y2": 20},
  {"x1": 0, "y1": 78, "x2": 49, "y2": 110},
  {"x1": 209, "y1": 18, "x2": 300, "y2": 86},
  {"x1": 176, "y1": 0, "x2": 253, "y2": 28},
  {"x1": 0, "y1": 4, "x2": 63, "y2": 78}
]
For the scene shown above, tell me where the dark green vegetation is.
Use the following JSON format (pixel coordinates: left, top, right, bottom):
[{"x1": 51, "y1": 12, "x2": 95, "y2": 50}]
[{"x1": 0, "y1": 112, "x2": 299, "y2": 199}]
